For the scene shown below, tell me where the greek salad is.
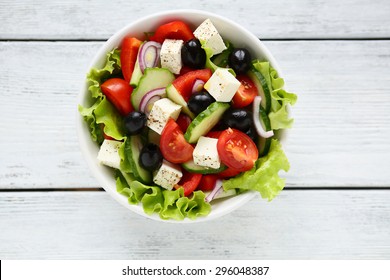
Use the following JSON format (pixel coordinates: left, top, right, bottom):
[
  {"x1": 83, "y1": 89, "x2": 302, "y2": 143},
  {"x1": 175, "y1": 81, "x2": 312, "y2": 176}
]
[{"x1": 79, "y1": 18, "x2": 297, "y2": 220}]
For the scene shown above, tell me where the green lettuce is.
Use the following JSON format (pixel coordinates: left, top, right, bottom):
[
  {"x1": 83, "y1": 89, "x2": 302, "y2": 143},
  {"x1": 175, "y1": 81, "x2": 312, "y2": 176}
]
[
  {"x1": 78, "y1": 49, "x2": 123, "y2": 143},
  {"x1": 222, "y1": 139, "x2": 290, "y2": 201},
  {"x1": 116, "y1": 170, "x2": 211, "y2": 220},
  {"x1": 201, "y1": 40, "x2": 235, "y2": 75},
  {"x1": 252, "y1": 60, "x2": 297, "y2": 130}
]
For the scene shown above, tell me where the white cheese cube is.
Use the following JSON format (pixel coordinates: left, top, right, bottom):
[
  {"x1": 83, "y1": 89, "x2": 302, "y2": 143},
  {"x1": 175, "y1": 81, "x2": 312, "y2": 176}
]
[
  {"x1": 193, "y1": 136, "x2": 221, "y2": 169},
  {"x1": 153, "y1": 160, "x2": 183, "y2": 190},
  {"x1": 147, "y1": 98, "x2": 182, "y2": 134},
  {"x1": 160, "y1": 39, "x2": 184, "y2": 74},
  {"x1": 194, "y1": 19, "x2": 226, "y2": 55},
  {"x1": 97, "y1": 139, "x2": 122, "y2": 169},
  {"x1": 204, "y1": 68, "x2": 241, "y2": 102}
]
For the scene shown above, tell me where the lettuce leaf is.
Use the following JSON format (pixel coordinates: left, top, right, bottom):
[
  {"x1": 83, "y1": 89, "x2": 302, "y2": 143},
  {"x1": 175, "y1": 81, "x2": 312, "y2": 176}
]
[
  {"x1": 222, "y1": 139, "x2": 290, "y2": 201},
  {"x1": 116, "y1": 170, "x2": 211, "y2": 220},
  {"x1": 87, "y1": 49, "x2": 121, "y2": 99},
  {"x1": 78, "y1": 49, "x2": 122, "y2": 143},
  {"x1": 201, "y1": 40, "x2": 236, "y2": 76},
  {"x1": 252, "y1": 60, "x2": 297, "y2": 130},
  {"x1": 94, "y1": 97, "x2": 126, "y2": 141}
]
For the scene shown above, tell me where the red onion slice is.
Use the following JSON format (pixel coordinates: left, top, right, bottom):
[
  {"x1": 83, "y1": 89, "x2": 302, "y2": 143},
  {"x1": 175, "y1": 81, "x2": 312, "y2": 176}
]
[
  {"x1": 138, "y1": 41, "x2": 161, "y2": 73},
  {"x1": 139, "y1": 87, "x2": 166, "y2": 113},
  {"x1": 253, "y1": 96, "x2": 274, "y2": 138},
  {"x1": 191, "y1": 79, "x2": 205, "y2": 94},
  {"x1": 205, "y1": 179, "x2": 223, "y2": 203}
]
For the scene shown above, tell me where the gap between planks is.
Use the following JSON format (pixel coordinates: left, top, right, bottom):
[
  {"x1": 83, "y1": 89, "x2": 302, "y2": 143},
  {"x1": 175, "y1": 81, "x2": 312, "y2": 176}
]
[
  {"x1": 1, "y1": 38, "x2": 390, "y2": 42},
  {"x1": 1, "y1": 187, "x2": 390, "y2": 192}
]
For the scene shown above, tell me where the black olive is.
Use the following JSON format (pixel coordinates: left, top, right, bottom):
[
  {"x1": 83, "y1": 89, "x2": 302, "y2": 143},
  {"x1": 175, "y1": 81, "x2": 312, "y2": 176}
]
[
  {"x1": 245, "y1": 126, "x2": 258, "y2": 143},
  {"x1": 228, "y1": 48, "x2": 252, "y2": 74},
  {"x1": 124, "y1": 111, "x2": 147, "y2": 135},
  {"x1": 188, "y1": 91, "x2": 216, "y2": 115},
  {"x1": 181, "y1": 39, "x2": 206, "y2": 69},
  {"x1": 139, "y1": 143, "x2": 163, "y2": 171},
  {"x1": 223, "y1": 108, "x2": 253, "y2": 132}
]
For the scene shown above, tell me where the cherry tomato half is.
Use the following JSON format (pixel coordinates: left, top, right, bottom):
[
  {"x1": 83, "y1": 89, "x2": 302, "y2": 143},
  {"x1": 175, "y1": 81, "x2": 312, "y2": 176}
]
[
  {"x1": 120, "y1": 37, "x2": 142, "y2": 82},
  {"x1": 217, "y1": 167, "x2": 241, "y2": 178},
  {"x1": 101, "y1": 78, "x2": 134, "y2": 116},
  {"x1": 160, "y1": 119, "x2": 194, "y2": 164},
  {"x1": 150, "y1": 20, "x2": 195, "y2": 43},
  {"x1": 232, "y1": 75, "x2": 257, "y2": 108},
  {"x1": 176, "y1": 113, "x2": 192, "y2": 133},
  {"x1": 217, "y1": 128, "x2": 258, "y2": 172},
  {"x1": 175, "y1": 171, "x2": 202, "y2": 196}
]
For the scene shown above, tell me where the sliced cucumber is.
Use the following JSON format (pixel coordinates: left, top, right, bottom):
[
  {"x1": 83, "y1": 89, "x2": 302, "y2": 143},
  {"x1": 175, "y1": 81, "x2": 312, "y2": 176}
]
[
  {"x1": 182, "y1": 160, "x2": 227, "y2": 174},
  {"x1": 258, "y1": 104, "x2": 272, "y2": 156},
  {"x1": 131, "y1": 68, "x2": 175, "y2": 111},
  {"x1": 166, "y1": 84, "x2": 195, "y2": 119},
  {"x1": 147, "y1": 128, "x2": 160, "y2": 146},
  {"x1": 124, "y1": 135, "x2": 152, "y2": 184},
  {"x1": 184, "y1": 102, "x2": 230, "y2": 143},
  {"x1": 129, "y1": 55, "x2": 143, "y2": 87},
  {"x1": 248, "y1": 67, "x2": 271, "y2": 113},
  {"x1": 120, "y1": 170, "x2": 136, "y2": 186},
  {"x1": 214, "y1": 189, "x2": 237, "y2": 200}
]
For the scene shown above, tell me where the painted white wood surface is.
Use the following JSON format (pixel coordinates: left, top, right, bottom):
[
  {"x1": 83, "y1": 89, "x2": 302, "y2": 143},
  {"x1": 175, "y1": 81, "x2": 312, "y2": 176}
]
[
  {"x1": 1, "y1": 0, "x2": 390, "y2": 261},
  {"x1": 1, "y1": 40, "x2": 389, "y2": 189},
  {"x1": 1, "y1": 190, "x2": 389, "y2": 259},
  {"x1": 0, "y1": 0, "x2": 390, "y2": 40}
]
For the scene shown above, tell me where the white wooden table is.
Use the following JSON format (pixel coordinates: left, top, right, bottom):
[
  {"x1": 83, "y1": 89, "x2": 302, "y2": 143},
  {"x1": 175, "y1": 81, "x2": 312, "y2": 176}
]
[{"x1": 1, "y1": 0, "x2": 390, "y2": 259}]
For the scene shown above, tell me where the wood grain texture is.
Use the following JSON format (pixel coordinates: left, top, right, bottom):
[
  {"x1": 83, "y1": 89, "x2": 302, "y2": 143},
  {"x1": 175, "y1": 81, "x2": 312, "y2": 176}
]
[
  {"x1": 1, "y1": 40, "x2": 389, "y2": 189},
  {"x1": 0, "y1": 0, "x2": 390, "y2": 40},
  {"x1": 0, "y1": 190, "x2": 389, "y2": 259}
]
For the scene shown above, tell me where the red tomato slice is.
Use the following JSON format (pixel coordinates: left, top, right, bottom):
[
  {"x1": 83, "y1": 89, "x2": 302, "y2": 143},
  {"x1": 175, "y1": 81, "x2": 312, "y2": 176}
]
[
  {"x1": 120, "y1": 37, "x2": 142, "y2": 82},
  {"x1": 150, "y1": 20, "x2": 195, "y2": 43},
  {"x1": 172, "y1": 69, "x2": 212, "y2": 102},
  {"x1": 217, "y1": 128, "x2": 258, "y2": 172},
  {"x1": 160, "y1": 119, "x2": 194, "y2": 164},
  {"x1": 232, "y1": 75, "x2": 258, "y2": 108},
  {"x1": 176, "y1": 113, "x2": 192, "y2": 132},
  {"x1": 217, "y1": 167, "x2": 241, "y2": 178},
  {"x1": 101, "y1": 78, "x2": 134, "y2": 116},
  {"x1": 206, "y1": 130, "x2": 224, "y2": 139},
  {"x1": 175, "y1": 171, "x2": 202, "y2": 196},
  {"x1": 198, "y1": 174, "x2": 219, "y2": 192}
]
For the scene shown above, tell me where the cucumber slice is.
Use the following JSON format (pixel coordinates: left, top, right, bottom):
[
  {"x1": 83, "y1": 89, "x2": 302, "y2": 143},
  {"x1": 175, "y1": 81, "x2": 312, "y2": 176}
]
[
  {"x1": 129, "y1": 55, "x2": 143, "y2": 87},
  {"x1": 147, "y1": 128, "x2": 160, "y2": 146},
  {"x1": 120, "y1": 170, "x2": 136, "y2": 186},
  {"x1": 166, "y1": 84, "x2": 195, "y2": 119},
  {"x1": 184, "y1": 102, "x2": 230, "y2": 143},
  {"x1": 124, "y1": 135, "x2": 152, "y2": 184},
  {"x1": 258, "y1": 104, "x2": 272, "y2": 156},
  {"x1": 131, "y1": 68, "x2": 175, "y2": 111},
  {"x1": 182, "y1": 160, "x2": 227, "y2": 174},
  {"x1": 214, "y1": 189, "x2": 237, "y2": 200},
  {"x1": 248, "y1": 67, "x2": 271, "y2": 113}
]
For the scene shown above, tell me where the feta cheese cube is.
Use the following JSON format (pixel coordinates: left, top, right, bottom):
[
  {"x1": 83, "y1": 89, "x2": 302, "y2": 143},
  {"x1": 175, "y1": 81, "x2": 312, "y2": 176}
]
[
  {"x1": 147, "y1": 98, "x2": 182, "y2": 134},
  {"x1": 194, "y1": 19, "x2": 226, "y2": 55},
  {"x1": 97, "y1": 139, "x2": 122, "y2": 169},
  {"x1": 193, "y1": 136, "x2": 221, "y2": 169},
  {"x1": 160, "y1": 39, "x2": 184, "y2": 74},
  {"x1": 153, "y1": 160, "x2": 183, "y2": 190},
  {"x1": 203, "y1": 68, "x2": 241, "y2": 102}
]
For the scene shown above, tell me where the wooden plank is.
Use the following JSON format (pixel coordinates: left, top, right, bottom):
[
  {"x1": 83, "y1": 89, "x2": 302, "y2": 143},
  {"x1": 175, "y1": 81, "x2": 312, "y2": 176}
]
[
  {"x1": 0, "y1": 190, "x2": 389, "y2": 259},
  {"x1": 0, "y1": 0, "x2": 390, "y2": 40},
  {"x1": 0, "y1": 40, "x2": 389, "y2": 189}
]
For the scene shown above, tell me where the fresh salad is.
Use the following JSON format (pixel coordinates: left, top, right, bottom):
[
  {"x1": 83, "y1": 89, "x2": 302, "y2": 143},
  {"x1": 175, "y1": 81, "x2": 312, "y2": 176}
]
[{"x1": 79, "y1": 18, "x2": 297, "y2": 220}]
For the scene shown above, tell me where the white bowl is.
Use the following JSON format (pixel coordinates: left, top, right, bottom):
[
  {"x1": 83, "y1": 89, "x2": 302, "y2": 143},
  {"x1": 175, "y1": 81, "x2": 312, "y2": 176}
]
[{"x1": 77, "y1": 9, "x2": 284, "y2": 223}]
